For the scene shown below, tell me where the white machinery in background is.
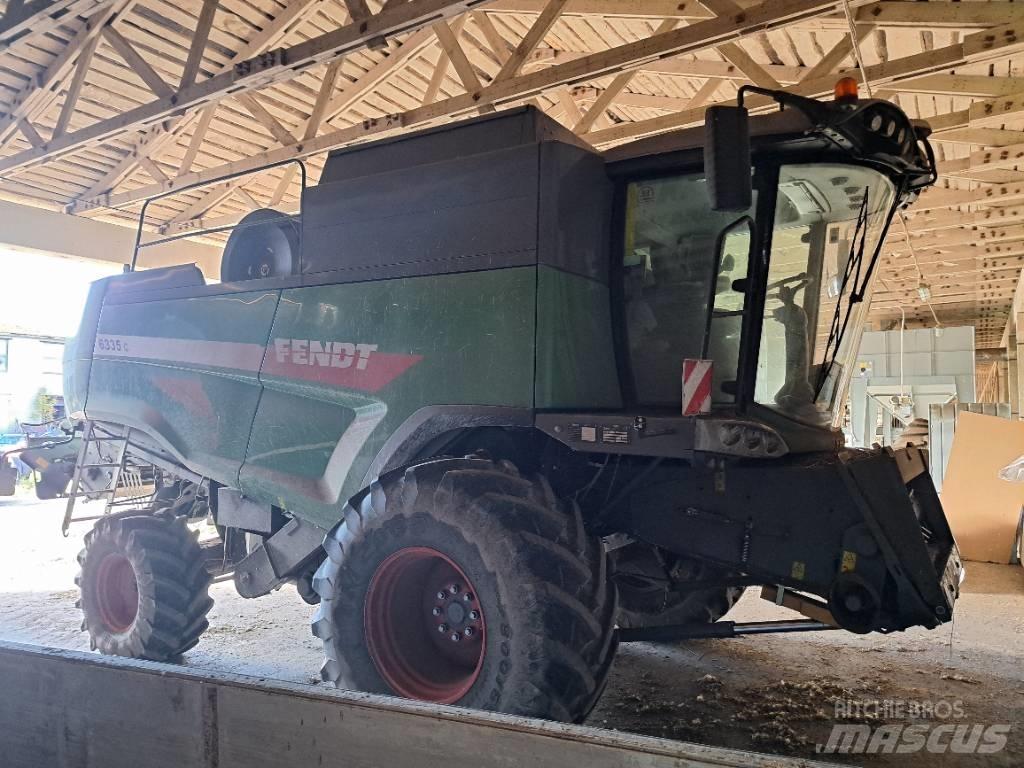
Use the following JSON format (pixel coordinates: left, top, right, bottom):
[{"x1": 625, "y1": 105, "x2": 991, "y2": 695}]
[{"x1": 846, "y1": 325, "x2": 976, "y2": 450}]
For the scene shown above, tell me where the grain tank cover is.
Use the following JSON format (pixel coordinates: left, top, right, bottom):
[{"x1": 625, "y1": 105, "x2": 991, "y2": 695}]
[{"x1": 302, "y1": 107, "x2": 612, "y2": 283}]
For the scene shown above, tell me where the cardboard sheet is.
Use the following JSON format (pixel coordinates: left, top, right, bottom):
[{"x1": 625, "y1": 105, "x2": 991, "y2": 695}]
[{"x1": 940, "y1": 411, "x2": 1024, "y2": 564}]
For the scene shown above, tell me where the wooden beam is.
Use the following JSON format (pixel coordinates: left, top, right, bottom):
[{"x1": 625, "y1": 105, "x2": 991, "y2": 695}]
[
  {"x1": 488, "y1": 0, "x2": 1024, "y2": 29},
  {"x1": 177, "y1": 104, "x2": 216, "y2": 177},
  {"x1": 17, "y1": 119, "x2": 44, "y2": 148},
  {"x1": 555, "y1": 87, "x2": 582, "y2": 124},
  {"x1": 487, "y1": 0, "x2": 714, "y2": 20},
  {"x1": 137, "y1": 155, "x2": 169, "y2": 184},
  {"x1": 75, "y1": 121, "x2": 185, "y2": 204},
  {"x1": 52, "y1": 33, "x2": 101, "y2": 138},
  {"x1": 470, "y1": 10, "x2": 512, "y2": 63},
  {"x1": 324, "y1": 26, "x2": 437, "y2": 118},
  {"x1": 102, "y1": 26, "x2": 175, "y2": 99},
  {"x1": 854, "y1": 1, "x2": 1024, "y2": 29},
  {"x1": 237, "y1": 93, "x2": 298, "y2": 146},
  {"x1": 524, "y1": 49, "x2": 806, "y2": 83},
  {"x1": 89, "y1": 0, "x2": 1024, "y2": 213},
  {"x1": 343, "y1": 0, "x2": 371, "y2": 21},
  {"x1": 265, "y1": 59, "x2": 343, "y2": 209},
  {"x1": 586, "y1": 21, "x2": 1024, "y2": 146},
  {"x1": 573, "y1": 85, "x2": 691, "y2": 112},
  {"x1": 72, "y1": 0, "x2": 326, "y2": 209},
  {"x1": 799, "y1": 23, "x2": 872, "y2": 81},
  {"x1": 0, "y1": 0, "x2": 480, "y2": 176},
  {"x1": 575, "y1": 18, "x2": 677, "y2": 133},
  {"x1": 494, "y1": 0, "x2": 568, "y2": 81},
  {"x1": 0, "y1": 0, "x2": 91, "y2": 43},
  {"x1": 0, "y1": 0, "x2": 131, "y2": 148},
  {"x1": 179, "y1": 0, "x2": 218, "y2": 89},
  {"x1": 931, "y1": 128, "x2": 1024, "y2": 147},
  {"x1": 889, "y1": 75, "x2": 1024, "y2": 99},
  {"x1": 698, "y1": 0, "x2": 779, "y2": 89},
  {"x1": 163, "y1": 181, "x2": 237, "y2": 228},
  {"x1": 433, "y1": 19, "x2": 483, "y2": 93}
]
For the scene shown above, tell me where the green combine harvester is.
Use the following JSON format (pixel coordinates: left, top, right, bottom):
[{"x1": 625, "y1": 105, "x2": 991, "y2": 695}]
[{"x1": 11, "y1": 80, "x2": 962, "y2": 724}]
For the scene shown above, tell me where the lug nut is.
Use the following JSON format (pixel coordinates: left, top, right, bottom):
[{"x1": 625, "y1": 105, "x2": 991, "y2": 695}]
[
  {"x1": 448, "y1": 584, "x2": 460, "y2": 595},
  {"x1": 450, "y1": 632, "x2": 461, "y2": 642},
  {"x1": 437, "y1": 590, "x2": 447, "y2": 600},
  {"x1": 438, "y1": 624, "x2": 449, "y2": 633},
  {"x1": 468, "y1": 610, "x2": 480, "y2": 621},
  {"x1": 462, "y1": 592, "x2": 474, "y2": 602},
  {"x1": 431, "y1": 607, "x2": 442, "y2": 616},
  {"x1": 463, "y1": 627, "x2": 475, "y2": 638}
]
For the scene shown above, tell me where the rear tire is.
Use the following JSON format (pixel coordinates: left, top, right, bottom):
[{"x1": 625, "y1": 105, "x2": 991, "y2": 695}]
[
  {"x1": 76, "y1": 514, "x2": 213, "y2": 660},
  {"x1": 613, "y1": 542, "x2": 744, "y2": 628},
  {"x1": 312, "y1": 457, "x2": 617, "y2": 723}
]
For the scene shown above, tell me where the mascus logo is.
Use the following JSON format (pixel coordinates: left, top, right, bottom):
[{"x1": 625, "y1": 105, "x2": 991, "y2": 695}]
[{"x1": 273, "y1": 339, "x2": 378, "y2": 370}]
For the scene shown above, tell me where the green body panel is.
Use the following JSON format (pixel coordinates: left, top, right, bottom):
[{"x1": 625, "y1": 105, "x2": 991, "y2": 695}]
[
  {"x1": 238, "y1": 268, "x2": 537, "y2": 529},
  {"x1": 85, "y1": 291, "x2": 279, "y2": 485},
  {"x1": 534, "y1": 266, "x2": 621, "y2": 409}
]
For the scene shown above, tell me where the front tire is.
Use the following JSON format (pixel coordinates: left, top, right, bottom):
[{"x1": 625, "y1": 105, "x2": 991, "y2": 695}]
[
  {"x1": 76, "y1": 514, "x2": 213, "y2": 660},
  {"x1": 312, "y1": 457, "x2": 617, "y2": 722}
]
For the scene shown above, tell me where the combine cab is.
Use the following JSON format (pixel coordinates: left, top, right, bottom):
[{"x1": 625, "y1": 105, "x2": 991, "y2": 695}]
[{"x1": 37, "y1": 81, "x2": 960, "y2": 723}]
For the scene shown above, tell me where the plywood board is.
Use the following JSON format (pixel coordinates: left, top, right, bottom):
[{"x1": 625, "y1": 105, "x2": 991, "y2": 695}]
[{"x1": 940, "y1": 411, "x2": 1024, "y2": 564}]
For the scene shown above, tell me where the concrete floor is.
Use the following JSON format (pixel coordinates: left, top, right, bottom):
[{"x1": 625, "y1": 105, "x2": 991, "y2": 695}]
[{"x1": 1, "y1": 494, "x2": 1021, "y2": 766}]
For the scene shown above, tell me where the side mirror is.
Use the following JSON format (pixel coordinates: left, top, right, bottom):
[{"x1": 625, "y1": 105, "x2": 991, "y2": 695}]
[{"x1": 705, "y1": 105, "x2": 752, "y2": 212}]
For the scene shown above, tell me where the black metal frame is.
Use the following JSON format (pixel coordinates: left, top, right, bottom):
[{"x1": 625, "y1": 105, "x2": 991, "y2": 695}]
[
  {"x1": 617, "y1": 619, "x2": 838, "y2": 643},
  {"x1": 130, "y1": 158, "x2": 308, "y2": 273}
]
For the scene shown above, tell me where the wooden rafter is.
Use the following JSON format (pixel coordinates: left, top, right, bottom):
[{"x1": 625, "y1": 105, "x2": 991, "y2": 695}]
[{"x1": 0, "y1": 0, "x2": 481, "y2": 176}]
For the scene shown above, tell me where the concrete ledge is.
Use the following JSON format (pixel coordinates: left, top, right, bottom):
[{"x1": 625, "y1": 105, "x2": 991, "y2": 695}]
[
  {"x1": 0, "y1": 640, "x2": 839, "y2": 768},
  {"x1": 0, "y1": 199, "x2": 221, "y2": 276}
]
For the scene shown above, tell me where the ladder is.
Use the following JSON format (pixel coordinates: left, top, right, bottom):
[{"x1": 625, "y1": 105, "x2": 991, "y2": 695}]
[{"x1": 61, "y1": 421, "x2": 134, "y2": 536}]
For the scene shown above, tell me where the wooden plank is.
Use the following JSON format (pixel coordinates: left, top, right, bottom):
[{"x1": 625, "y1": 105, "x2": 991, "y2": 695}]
[
  {"x1": 73, "y1": 0, "x2": 851, "y2": 211},
  {"x1": 71, "y1": 0, "x2": 327, "y2": 207},
  {"x1": 471, "y1": 10, "x2": 512, "y2": 63},
  {"x1": 102, "y1": 25, "x2": 175, "y2": 99},
  {"x1": 324, "y1": 26, "x2": 436, "y2": 117},
  {"x1": 0, "y1": 0, "x2": 132, "y2": 148},
  {"x1": 237, "y1": 92, "x2": 298, "y2": 146},
  {"x1": 574, "y1": 19, "x2": 676, "y2": 133},
  {"x1": 494, "y1": 0, "x2": 569, "y2": 80},
  {"x1": 52, "y1": 32, "x2": 101, "y2": 138},
  {"x1": 0, "y1": 641, "x2": 839, "y2": 768},
  {"x1": 433, "y1": 18, "x2": 483, "y2": 93},
  {"x1": 178, "y1": 0, "x2": 218, "y2": 89},
  {"x1": 177, "y1": 104, "x2": 217, "y2": 176},
  {"x1": 930, "y1": 128, "x2": 1024, "y2": 147},
  {"x1": 0, "y1": 0, "x2": 93, "y2": 43},
  {"x1": 342, "y1": 0, "x2": 371, "y2": 22},
  {"x1": 0, "y1": 0, "x2": 480, "y2": 176},
  {"x1": 586, "y1": 21, "x2": 1024, "y2": 146}
]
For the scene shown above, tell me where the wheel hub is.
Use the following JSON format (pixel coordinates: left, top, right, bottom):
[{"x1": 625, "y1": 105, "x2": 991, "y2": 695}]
[
  {"x1": 93, "y1": 552, "x2": 139, "y2": 633},
  {"x1": 364, "y1": 547, "x2": 486, "y2": 704}
]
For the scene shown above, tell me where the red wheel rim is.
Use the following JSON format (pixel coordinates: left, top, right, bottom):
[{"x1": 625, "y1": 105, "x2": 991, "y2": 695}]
[
  {"x1": 94, "y1": 553, "x2": 139, "y2": 632},
  {"x1": 364, "y1": 547, "x2": 486, "y2": 704}
]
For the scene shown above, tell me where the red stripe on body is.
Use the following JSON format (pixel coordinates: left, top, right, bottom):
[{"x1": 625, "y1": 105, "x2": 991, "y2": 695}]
[{"x1": 262, "y1": 352, "x2": 423, "y2": 393}]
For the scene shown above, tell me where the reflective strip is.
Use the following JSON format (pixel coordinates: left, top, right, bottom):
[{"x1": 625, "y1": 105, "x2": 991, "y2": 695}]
[
  {"x1": 682, "y1": 359, "x2": 713, "y2": 415},
  {"x1": 94, "y1": 334, "x2": 265, "y2": 372}
]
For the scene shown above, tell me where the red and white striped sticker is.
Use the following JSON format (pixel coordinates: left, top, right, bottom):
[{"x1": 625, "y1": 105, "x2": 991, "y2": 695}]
[{"x1": 682, "y1": 359, "x2": 713, "y2": 415}]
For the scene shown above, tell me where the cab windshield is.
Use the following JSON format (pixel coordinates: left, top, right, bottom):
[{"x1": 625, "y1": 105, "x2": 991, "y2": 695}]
[
  {"x1": 756, "y1": 164, "x2": 895, "y2": 426},
  {"x1": 621, "y1": 163, "x2": 895, "y2": 424}
]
